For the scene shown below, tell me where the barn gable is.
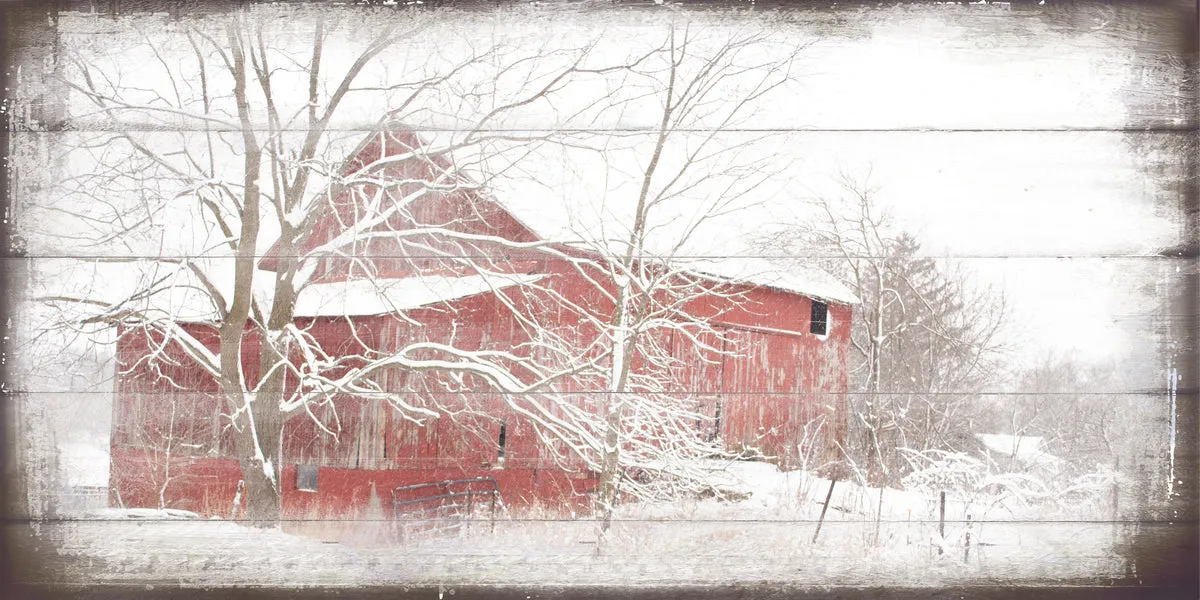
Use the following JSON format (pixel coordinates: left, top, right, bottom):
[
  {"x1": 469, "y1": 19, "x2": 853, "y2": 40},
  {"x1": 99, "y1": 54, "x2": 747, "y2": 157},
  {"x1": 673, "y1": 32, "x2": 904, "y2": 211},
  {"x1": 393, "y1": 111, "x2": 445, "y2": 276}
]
[
  {"x1": 259, "y1": 126, "x2": 541, "y2": 283},
  {"x1": 259, "y1": 125, "x2": 858, "y2": 306}
]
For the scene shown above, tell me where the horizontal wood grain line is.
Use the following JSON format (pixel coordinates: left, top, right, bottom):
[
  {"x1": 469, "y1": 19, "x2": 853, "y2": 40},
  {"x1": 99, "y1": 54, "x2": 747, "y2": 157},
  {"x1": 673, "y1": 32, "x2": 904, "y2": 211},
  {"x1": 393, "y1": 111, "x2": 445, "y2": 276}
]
[
  {"x1": 11, "y1": 125, "x2": 1199, "y2": 134},
  {"x1": 4, "y1": 585, "x2": 1187, "y2": 600},
  {"x1": 26, "y1": 0, "x2": 1196, "y2": 21},
  {"x1": 29, "y1": 0, "x2": 1194, "y2": 13},
  {"x1": 12, "y1": 254, "x2": 1195, "y2": 260},
  {"x1": 6, "y1": 518, "x2": 1196, "y2": 524},
  {"x1": 8, "y1": 390, "x2": 1190, "y2": 396},
  {"x1": 5, "y1": 585, "x2": 1183, "y2": 600}
]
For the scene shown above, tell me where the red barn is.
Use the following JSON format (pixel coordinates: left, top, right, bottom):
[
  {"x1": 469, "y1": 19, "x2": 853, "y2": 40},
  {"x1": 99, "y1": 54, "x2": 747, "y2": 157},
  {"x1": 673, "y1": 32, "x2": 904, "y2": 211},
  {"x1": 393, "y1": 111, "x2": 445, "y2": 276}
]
[{"x1": 109, "y1": 127, "x2": 856, "y2": 524}]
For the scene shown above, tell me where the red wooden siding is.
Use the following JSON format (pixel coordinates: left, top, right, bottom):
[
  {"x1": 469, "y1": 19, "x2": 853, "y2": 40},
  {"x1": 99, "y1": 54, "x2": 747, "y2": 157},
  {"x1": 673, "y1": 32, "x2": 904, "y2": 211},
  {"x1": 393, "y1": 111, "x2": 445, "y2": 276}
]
[
  {"x1": 111, "y1": 288, "x2": 849, "y2": 516},
  {"x1": 111, "y1": 126, "x2": 852, "y2": 520}
]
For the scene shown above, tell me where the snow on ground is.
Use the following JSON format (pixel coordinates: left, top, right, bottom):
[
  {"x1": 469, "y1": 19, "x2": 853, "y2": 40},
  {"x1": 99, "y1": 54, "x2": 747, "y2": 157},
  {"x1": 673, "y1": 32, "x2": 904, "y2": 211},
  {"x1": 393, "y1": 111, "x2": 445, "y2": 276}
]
[
  {"x1": 74, "y1": 508, "x2": 202, "y2": 520},
  {"x1": 41, "y1": 509, "x2": 370, "y2": 587},
  {"x1": 29, "y1": 463, "x2": 1126, "y2": 588},
  {"x1": 58, "y1": 441, "x2": 110, "y2": 488}
]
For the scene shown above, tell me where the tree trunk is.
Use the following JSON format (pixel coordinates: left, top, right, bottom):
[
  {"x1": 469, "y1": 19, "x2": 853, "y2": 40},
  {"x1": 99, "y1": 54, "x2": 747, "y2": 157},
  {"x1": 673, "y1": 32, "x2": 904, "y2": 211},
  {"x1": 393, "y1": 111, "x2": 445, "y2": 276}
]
[
  {"x1": 238, "y1": 322, "x2": 293, "y2": 525},
  {"x1": 221, "y1": 25, "x2": 275, "y2": 524},
  {"x1": 239, "y1": 459, "x2": 280, "y2": 522},
  {"x1": 596, "y1": 284, "x2": 635, "y2": 534},
  {"x1": 235, "y1": 399, "x2": 284, "y2": 524},
  {"x1": 596, "y1": 402, "x2": 622, "y2": 531}
]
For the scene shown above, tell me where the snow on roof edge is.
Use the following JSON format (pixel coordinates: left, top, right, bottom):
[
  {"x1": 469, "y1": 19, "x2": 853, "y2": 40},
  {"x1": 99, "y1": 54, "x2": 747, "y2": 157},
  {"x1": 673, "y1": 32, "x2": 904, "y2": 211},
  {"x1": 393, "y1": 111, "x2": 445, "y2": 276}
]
[
  {"x1": 485, "y1": 194, "x2": 859, "y2": 305},
  {"x1": 292, "y1": 273, "x2": 545, "y2": 318},
  {"x1": 680, "y1": 257, "x2": 861, "y2": 305}
]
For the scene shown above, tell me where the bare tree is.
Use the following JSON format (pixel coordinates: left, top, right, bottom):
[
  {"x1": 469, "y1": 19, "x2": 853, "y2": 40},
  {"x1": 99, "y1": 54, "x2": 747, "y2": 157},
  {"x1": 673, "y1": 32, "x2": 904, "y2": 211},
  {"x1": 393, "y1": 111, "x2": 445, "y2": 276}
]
[
  {"x1": 568, "y1": 24, "x2": 806, "y2": 531},
  {"x1": 24, "y1": 10, "x2": 813, "y2": 525},
  {"x1": 756, "y1": 174, "x2": 1007, "y2": 481},
  {"x1": 400, "y1": 23, "x2": 812, "y2": 529},
  {"x1": 993, "y1": 353, "x2": 1155, "y2": 476},
  {"x1": 110, "y1": 396, "x2": 196, "y2": 511},
  {"x1": 27, "y1": 8, "x2": 654, "y2": 523}
]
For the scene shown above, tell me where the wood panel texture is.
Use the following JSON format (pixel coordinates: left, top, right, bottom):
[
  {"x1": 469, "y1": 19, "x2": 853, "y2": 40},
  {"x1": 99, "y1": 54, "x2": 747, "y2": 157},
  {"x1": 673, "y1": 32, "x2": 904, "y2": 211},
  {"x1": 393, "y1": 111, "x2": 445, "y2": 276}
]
[{"x1": 2, "y1": 1, "x2": 1196, "y2": 598}]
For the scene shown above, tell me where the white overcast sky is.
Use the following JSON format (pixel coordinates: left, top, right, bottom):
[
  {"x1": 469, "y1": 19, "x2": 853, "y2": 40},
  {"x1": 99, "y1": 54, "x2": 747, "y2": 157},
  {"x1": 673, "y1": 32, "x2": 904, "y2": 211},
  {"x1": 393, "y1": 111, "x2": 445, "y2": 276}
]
[{"x1": 28, "y1": 4, "x2": 1187, "y2": 376}]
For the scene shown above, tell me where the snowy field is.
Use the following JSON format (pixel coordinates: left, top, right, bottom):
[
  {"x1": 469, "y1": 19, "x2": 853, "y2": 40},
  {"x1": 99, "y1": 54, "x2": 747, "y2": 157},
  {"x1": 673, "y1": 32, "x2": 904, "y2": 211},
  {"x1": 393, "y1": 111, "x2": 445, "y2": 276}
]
[{"x1": 23, "y1": 461, "x2": 1126, "y2": 588}]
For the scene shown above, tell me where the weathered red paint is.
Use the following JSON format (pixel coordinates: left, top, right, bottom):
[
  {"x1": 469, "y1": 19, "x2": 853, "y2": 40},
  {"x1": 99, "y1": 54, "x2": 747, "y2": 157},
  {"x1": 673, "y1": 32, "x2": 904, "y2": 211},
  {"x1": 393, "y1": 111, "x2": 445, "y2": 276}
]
[
  {"x1": 109, "y1": 445, "x2": 593, "y2": 521},
  {"x1": 111, "y1": 127, "x2": 852, "y2": 519}
]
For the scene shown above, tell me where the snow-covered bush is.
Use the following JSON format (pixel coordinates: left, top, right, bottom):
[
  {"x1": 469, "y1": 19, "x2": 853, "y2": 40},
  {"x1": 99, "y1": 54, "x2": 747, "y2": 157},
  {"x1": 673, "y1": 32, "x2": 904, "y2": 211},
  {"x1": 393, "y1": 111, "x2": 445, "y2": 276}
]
[{"x1": 900, "y1": 448, "x2": 1120, "y2": 518}]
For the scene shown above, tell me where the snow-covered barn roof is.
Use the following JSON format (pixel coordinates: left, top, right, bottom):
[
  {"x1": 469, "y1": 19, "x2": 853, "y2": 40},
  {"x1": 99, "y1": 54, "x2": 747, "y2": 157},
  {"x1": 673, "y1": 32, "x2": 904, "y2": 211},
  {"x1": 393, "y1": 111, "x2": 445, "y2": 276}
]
[
  {"x1": 493, "y1": 192, "x2": 859, "y2": 304},
  {"x1": 480, "y1": 158, "x2": 860, "y2": 305},
  {"x1": 673, "y1": 257, "x2": 859, "y2": 306},
  {"x1": 292, "y1": 273, "x2": 544, "y2": 318},
  {"x1": 271, "y1": 126, "x2": 859, "y2": 306}
]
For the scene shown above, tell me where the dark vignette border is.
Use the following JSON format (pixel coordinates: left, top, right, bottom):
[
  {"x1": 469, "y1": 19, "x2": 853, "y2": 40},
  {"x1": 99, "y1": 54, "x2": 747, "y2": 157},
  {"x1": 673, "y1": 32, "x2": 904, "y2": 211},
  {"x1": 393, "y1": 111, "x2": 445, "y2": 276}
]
[
  {"x1": 1, "y1": 1, "x2": 1195, "y2": 599},
  {"x1": 5, "y1": 583, "x2": 1200, "y2": 600}
]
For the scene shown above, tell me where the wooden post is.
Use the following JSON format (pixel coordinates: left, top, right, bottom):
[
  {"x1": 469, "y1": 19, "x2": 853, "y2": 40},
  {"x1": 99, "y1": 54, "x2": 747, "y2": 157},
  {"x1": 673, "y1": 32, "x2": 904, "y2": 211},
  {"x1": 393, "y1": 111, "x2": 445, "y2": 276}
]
[
  {"x1": 489, "y1": 486, "x2": 498, "y2": 536},
  {"x1": 964, "y1": 513, "x2": 971, "y2": 563},
  {"x1": 812, "y1": 477, "x2": 837, "y2": 544},
  {"x1": 230, "y1": 479, "x2": 244, "y2": 520},
  {"x1": 938, "y1": 490, "x2": 946, "y2": 555},
  {"x1": 906, "y1": 508, "x2": 911, "y2": 546},
  {"x1": 873, "y1": 485, "x2": 884, "y2": 547},
  {"x1": 465, "y1": 486, "x2": 474, "y2": 537}
]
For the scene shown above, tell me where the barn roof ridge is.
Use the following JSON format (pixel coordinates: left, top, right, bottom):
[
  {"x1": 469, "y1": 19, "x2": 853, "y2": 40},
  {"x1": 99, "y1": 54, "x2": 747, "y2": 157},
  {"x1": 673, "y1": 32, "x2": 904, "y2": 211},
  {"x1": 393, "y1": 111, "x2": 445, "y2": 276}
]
[{"x1": 275, "y1": 125, "x2": 859, "y2": 305}]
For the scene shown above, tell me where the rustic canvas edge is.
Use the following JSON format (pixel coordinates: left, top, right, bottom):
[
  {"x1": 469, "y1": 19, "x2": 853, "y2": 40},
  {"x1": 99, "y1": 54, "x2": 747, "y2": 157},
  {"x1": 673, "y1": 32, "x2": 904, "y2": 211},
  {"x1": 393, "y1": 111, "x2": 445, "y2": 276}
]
[{"x1": 0, "y1": 0, "x2": 1196, "y2": 598}]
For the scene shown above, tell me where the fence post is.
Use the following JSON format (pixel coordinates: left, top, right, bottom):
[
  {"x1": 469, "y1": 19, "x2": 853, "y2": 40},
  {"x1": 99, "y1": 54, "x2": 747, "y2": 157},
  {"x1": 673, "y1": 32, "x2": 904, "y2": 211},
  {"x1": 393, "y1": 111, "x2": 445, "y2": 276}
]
[
  {"x1": 490, "y1": 488, "x2": 497, "y2": 536},
  {"x1": 906, "y1": 507, "x2": 911, "y2": 546},
  {"x1": 812, "y1": 477, "x2": 838, "y2": 544},
  {"x1": 938, "y1": 490, "x2": 946, "y2": 555},
  {"x1": 465, "y1": 487, "x2": 474, "y2": 537},
  {"x1": 230, "y1": 480, "x2": 244, "y2": 520},
  {"x1": 964, "y1": 513, "x2": 971, "y2": 563},
  {"x1": 873, "y1": 485, "x2": 885, "y2": 547}
]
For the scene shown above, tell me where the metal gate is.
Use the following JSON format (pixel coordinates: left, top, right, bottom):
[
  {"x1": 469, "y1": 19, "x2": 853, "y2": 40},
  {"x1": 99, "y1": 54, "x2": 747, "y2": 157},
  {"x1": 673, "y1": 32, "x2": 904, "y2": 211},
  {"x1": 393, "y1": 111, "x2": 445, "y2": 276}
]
[{"x1": 391, "y1": 477, "x2": 501, "y2": 540}]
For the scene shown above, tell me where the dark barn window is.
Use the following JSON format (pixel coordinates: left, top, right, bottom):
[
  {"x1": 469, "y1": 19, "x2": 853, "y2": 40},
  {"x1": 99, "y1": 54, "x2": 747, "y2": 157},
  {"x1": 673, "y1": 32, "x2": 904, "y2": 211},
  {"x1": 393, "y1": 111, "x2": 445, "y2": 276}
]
[
  {"x1": 296, "y1": 464, "x2": 319, "y2": 492},
  {"x1": 810, "y1": 300, "x2": 828, "y2": 336}
]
